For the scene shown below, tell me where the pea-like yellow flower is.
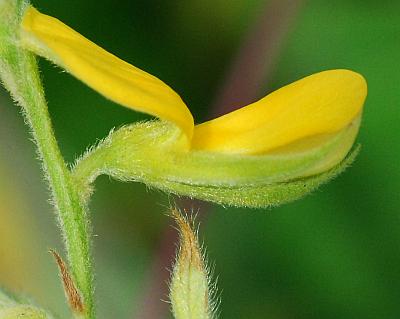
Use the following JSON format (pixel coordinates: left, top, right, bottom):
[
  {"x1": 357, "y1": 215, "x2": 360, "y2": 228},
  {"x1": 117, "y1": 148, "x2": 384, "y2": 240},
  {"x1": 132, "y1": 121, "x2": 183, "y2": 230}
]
[{"x1": 18, "y1": 6, "x2": 367, "y2": 208}]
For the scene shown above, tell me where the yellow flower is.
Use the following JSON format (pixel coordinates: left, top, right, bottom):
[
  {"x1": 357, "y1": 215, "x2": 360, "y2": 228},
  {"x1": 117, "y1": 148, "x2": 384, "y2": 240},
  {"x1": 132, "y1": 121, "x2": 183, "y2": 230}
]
[
  {"x1": 21, "y1": 7, "x2": 366, "y2": 154},
  {"x1": 18, "y1": 6, "x2": 367, "y2": 207}
]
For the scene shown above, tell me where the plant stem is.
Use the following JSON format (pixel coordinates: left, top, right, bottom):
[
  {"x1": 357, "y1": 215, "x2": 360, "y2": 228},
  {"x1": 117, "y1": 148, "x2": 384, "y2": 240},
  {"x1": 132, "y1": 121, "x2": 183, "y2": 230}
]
[
  {"x1": 0, "y1": 2, "x2": 94, "y2": 317},
  {"x1": 19, "y1": 54, "x2": 94, "y2": 319}
]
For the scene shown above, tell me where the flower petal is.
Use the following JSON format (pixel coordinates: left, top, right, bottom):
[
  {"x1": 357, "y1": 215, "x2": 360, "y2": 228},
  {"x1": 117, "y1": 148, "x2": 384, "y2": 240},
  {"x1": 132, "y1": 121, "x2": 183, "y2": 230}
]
[
  {"x1": 21, "y1": 6, "x2": 194, "y2": 140},
  {"x1": 192, "y1": 69, "x2": 367, "y2": 154}
]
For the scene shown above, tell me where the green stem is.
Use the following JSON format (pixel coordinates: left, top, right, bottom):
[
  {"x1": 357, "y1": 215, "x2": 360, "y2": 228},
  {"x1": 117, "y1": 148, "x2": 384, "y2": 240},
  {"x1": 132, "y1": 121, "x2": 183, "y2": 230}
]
[
  {"x1": 21, "y1": 52, "x2": 94, "y2": 319},
  {"x1": 0, "y1": 1, "x2": 94, "y2": 318}
]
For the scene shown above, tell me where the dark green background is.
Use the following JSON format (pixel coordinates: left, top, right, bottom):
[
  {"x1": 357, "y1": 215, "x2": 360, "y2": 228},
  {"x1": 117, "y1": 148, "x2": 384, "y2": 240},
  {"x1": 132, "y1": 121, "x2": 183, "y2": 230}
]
[{"x1": 0, "y1": 0, "x2": 399, "y2": 318}]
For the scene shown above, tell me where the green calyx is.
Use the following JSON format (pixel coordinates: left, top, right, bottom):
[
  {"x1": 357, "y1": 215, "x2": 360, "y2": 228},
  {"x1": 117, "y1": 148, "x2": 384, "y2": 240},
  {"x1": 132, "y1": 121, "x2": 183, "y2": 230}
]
[{"x1": 72, "y1": 120, "x2": 359, "y2": 208}]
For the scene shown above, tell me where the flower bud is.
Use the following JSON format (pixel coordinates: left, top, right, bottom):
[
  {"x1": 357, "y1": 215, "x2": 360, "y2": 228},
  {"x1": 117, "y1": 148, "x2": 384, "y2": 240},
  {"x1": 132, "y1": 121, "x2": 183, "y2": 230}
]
[{"x1": 169, "y1": 209, "x2": 216, "y2": 319}]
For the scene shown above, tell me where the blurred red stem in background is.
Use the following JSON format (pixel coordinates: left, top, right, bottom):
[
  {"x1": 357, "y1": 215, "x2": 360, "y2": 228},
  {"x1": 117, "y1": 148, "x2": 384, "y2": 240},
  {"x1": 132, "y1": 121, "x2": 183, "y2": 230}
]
[
  {"x1": 210, "y1": 0, "x2": 304, "y2": 118},
  {"x1": 133, "y1": 0, "x2": 304, "y2": 318}
]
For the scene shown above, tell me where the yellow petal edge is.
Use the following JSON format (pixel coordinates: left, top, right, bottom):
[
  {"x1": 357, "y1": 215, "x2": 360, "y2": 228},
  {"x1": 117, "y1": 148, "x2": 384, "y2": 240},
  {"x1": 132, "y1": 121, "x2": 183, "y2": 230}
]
[
  {"x1": 20, "y1": 6, "x2": 366, "y2": 157},
  {"x1": 192, "y1": 69, "x2": 367, "y2": 154},
  {"x1": 21, "y1": 6, "x2": 194, "y2": 140}
]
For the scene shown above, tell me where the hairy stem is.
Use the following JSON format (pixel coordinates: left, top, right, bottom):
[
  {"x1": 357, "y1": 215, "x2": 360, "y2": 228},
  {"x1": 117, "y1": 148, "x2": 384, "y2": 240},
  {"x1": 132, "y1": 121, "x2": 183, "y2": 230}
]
[
  {"x1": 0, "y1": 1, "x2": 94, "y2": 317},
  {"x1": 18, "y1": 47, "x2": 94, "y2": 319},
  {"x1": 17, "y1": 49, "x2": 94, "y2": 319}
]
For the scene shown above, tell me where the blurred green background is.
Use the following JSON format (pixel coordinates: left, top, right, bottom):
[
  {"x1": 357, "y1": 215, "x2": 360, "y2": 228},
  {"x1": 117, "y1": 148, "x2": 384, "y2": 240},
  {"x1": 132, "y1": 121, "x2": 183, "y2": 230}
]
[{"x1": 1, "y1": 0, "x2": 399, "y2": 318}]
